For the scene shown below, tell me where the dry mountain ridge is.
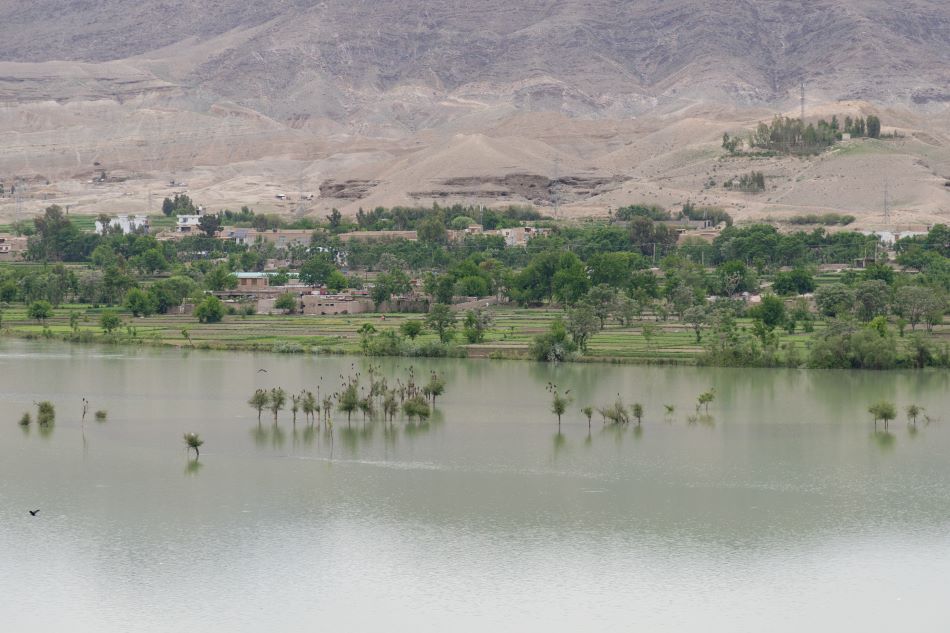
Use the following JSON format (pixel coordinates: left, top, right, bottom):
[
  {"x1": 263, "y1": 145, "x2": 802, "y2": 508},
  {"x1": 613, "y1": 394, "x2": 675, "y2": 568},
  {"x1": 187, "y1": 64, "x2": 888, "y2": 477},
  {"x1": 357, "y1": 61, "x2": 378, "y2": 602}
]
[{"x1": 0, "y1": 1, "x2": 949, "y2": 225}]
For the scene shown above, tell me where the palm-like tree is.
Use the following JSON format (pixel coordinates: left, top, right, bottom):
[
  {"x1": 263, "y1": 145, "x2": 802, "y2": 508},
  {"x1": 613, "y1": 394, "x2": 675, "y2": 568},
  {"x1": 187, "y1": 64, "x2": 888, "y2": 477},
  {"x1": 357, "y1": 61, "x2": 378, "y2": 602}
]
[{"x1": 183, "y1": 432, "x2": 204, "y2": 459}]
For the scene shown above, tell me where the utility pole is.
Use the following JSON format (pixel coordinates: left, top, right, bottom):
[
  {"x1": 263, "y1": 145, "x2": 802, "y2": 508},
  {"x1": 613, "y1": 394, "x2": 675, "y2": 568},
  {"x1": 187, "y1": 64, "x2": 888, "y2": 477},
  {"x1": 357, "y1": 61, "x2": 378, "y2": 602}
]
[
  {"x1": 800, "y1": 81, "x2": 805, "y2": 121},
  {"x1": 883, "y1": 177, "x2": 890, "y2": 225},
  {"x1": 552, "y1": 158, "x2": 561, "y2": 219}
]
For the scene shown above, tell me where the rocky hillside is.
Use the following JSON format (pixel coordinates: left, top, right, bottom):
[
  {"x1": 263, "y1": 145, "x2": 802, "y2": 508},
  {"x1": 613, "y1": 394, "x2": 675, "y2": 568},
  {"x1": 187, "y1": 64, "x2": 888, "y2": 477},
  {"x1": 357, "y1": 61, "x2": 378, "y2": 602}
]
[
  {"x1": 1, "y1": 0, "x2": 949, "y2": 225},
  {"x1": 1, "y1": 0, "x2": 948, "y2": 120}
]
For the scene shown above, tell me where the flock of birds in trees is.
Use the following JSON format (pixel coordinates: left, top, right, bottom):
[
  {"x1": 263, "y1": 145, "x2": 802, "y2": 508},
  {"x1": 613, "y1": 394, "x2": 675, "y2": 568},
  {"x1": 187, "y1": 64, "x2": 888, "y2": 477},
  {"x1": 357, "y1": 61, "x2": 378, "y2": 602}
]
[
  {"x1": 549, "y1": 384, "x2": 717, "y2": 433},
  {"x1": 249, "y1": 364, "x2": 446, "y2": 433}
]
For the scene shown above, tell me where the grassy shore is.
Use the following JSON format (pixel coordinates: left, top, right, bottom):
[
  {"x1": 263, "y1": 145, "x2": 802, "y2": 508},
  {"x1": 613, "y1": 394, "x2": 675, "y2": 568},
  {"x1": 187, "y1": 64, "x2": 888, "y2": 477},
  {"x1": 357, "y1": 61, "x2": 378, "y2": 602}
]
[{"x1": 6, "y1": 303, "x2": 945, "y2": 365}]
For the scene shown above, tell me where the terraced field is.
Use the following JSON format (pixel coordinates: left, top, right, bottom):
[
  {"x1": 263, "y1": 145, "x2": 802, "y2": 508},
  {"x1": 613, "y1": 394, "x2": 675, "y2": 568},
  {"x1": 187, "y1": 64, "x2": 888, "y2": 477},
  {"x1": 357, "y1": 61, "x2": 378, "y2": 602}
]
[{"x1": 2, "y1": 303, "x2": 912, "y2": 364}]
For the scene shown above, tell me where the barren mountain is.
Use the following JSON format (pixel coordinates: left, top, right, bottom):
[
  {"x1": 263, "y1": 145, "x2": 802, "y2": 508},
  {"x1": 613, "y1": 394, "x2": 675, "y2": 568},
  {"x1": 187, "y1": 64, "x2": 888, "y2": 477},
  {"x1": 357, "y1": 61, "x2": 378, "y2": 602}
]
[{"x1": 1, "y1": 0, "x2": 949, "y2": 226}]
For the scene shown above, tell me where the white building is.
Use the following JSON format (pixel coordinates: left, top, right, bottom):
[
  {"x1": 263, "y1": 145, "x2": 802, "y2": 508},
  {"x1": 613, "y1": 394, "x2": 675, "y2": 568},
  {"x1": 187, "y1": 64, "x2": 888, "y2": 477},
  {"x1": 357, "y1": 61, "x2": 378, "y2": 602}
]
[
  {"x1": 177, "y1": 214, "x2": 203, "y2": 233},
  {"x1": 95, "y1": 214, "x2": 150, "y2": 235}
]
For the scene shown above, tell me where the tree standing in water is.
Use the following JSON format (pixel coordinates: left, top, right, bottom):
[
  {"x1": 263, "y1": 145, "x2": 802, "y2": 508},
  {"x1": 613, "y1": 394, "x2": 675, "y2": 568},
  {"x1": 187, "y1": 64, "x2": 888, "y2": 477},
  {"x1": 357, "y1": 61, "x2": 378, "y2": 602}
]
[
  {"x1": 249, "y1": 389, "x2": 269, "y2": 424},
  {"x1": 869, "y1": 400, "x2": 896, "y2": 431},
  {"x1": 581, "y1": 406, "x2": 593, "y2": 430},
  {"x1": 183, "y1": 433, "x2": 204, "y2": 460},
  {"x1": 631, "y1": 403, "x2": 644, "y2": 426},
  {"x1": 269, "y1": 387, "x2": 286, "y2": 424},
  {"x1": 697, "y1": 389, "x2": 715, "y2": 413}
]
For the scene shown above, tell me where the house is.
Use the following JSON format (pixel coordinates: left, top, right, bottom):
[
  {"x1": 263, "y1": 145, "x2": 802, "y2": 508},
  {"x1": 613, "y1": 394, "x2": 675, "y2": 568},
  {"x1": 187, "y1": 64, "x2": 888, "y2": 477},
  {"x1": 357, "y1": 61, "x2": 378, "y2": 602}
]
[
  {"x1": 176, "y1": 214, "x2": 202, "y2": 233},
  {"x1": 0, "y1": 234, "x2": 28, "y2": 261},
  {"x1": 496, "y1": 226, "x2": 550, "y2": 247},
  {"x1": 301, "y1": 293, "x2": 373, "y2": 315},
  {"x1": 236, "y1": 272, "x2": 270, "y2": 289},
  {"x1": 95, "y1": 214, "x2": 150, "y2": 235}
]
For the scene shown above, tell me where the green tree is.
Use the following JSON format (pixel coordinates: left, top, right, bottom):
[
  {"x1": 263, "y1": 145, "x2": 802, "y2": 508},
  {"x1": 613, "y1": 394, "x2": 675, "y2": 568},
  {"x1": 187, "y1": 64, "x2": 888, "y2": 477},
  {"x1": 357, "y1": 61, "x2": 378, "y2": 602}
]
[
  {"x1": 100, "y1": 310, "x2": 121, "y2": 333},
  {"x1": 550, "y1": 388, "x2": 571, "y2": 431},
  {"x1": 326, "y1": 270, "x2": 348, "y2": 292},
  {"x1": 868, "y1": 400, "x2": 896, "y2": 431},
  {"x1": 893, "y1": 286, "x2": 934, "y2": 331},
  {"x1": 422, "y1": 372, "x2": 446, "y2": 405},
  {"x1": 274, "y1": 293, "x2": 298, "y2": 314},
  {"x1": 195, "y1": 296, "x2": 225, "y2": 323},
  {"x1": 198, "y1": 214, "x2": 221, "y2": 237},
  {"x1": 631, "y1": 403, "x2": 644, "y2": 426},
  {"x1": 773, "y1": 268, "x2": 816, "y2": 295},
  {"x1": 682, "y1": 305, "x2": 708, "y2": 342},
  {"x1": 417, "y1": 216, "x2": 448, "y2": 244},
  {"x1": 204, "y1": 265, "x2": 238, "y2": 291},
  {"x1": 530, "y1": 318, "x2": 576, "y2": 362},
  {"x1": 299, "y1": 253, "x2": 336, "y2": 286},
  {"x1": 269, "y1": 387, "x2": 286, "y2": 423},
  {"x1": 338, "y1": 382, "x2": 359, "y2": 423},
  {"x1": 125, "y1": 287, "x2": 156, "y2": 317},
  {"x1": 565, "y1": 303, "x2": 599, "y2": 351},
  {"x1": 426, "y1": 303, "x2": 457, "y2": 343},
  {"x1": 814, "y1": 283, "x2": 855, "y2": 317},
  {"x1": 463, "y1": 309, "x2": 493, "y2": 343},
  {"x1": 183, "y1": 433, "x2": 204, "y2": 459},
  {"x1": 752, "y1": 295, "x2": 786, "y2": 330},
  {"x1": 28, "y1": 300, "x2": 53, "y2": 323},
  {"x1": 854, "y1": 280, "x2": 889, "y2": 322},
  {"x1": 906, "y1": 404, "x2": 923, "y2": 427},
  {"x1": 697, "y1": 389, "x2": 715, "y2": 413},
  {"x1": 581, "y1": 406, "x2": 594, "y2": 429},
  {"x1": 400, "y1": 320, "x2": 423, "y2": 340},
  {"x1": 249, "y1": 389, "x2": 270, "y2": 423}
]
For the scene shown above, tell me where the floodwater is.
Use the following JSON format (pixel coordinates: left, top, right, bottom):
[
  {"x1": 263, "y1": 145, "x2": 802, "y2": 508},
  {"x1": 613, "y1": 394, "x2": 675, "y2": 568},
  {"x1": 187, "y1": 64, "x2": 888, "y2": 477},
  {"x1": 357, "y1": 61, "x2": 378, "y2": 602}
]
[{"x1": 1, "y1": 340, "x2": 949, "y2": 632}]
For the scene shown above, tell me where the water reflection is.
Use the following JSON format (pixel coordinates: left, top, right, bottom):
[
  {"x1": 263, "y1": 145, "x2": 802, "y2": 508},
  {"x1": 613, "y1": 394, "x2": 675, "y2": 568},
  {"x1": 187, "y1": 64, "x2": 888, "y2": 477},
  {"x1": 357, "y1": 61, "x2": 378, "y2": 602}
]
[
  {"x1": 184, "y1": 459, "x2": 204, "y2": 476},
  {"x1": 873, "y1": 431, "x2": 897, "y2": 451}
]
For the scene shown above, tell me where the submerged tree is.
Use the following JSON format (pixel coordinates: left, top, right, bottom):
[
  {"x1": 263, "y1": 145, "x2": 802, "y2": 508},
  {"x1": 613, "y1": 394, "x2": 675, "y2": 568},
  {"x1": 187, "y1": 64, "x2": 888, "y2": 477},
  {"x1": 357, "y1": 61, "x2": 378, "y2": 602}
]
[
  {"x1": 906, "y1": 404, "x2": 923, "y2": 427},
  {"x1": 423, "y1": 372, "x2": 446, "y2": 405},
  {"x1": 36, "y1": 401, "x2": 55, "y2": 426},
  {"x1": 249, "y1": 389, "x2": 270, "y2": 423},
  {"x1": 269, "y1": 387, "x2": 286, "y2": 423},
  {"x1": 549, "y1": 389, "x2": 571, "y2": 431},
  {"x1": 869, "y1": 400, "x2": 897, "y2": 431},
  {"x1": 183, "y1": 432, "x2": 204, "y2": 459},
  {"x1": 697, "y1": 389, "x2": 715, "y2": 413},
  {"x1": 338, "y1": 382, "x2": 359, "y2": 424},
  {"x1": 581, "y1": 406, "x2": 594, "y2": 430},
  {"x1": 290, "y1": 394, "x2": 300, "y2": 425},
  {"x1": 631, "y1": 403, "x2": 644, "y2": 426},
  {"x1": 402, "y1": 395, "x2": 431, "y2": 422}
]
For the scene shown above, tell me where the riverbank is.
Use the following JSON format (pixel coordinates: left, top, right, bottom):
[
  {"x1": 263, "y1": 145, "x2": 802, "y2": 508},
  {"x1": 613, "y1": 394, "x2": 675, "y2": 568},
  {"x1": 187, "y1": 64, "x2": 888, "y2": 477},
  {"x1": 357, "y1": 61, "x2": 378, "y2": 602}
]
[{"x1": 4, "y1": 303, "x2": 947, "y2": 367}]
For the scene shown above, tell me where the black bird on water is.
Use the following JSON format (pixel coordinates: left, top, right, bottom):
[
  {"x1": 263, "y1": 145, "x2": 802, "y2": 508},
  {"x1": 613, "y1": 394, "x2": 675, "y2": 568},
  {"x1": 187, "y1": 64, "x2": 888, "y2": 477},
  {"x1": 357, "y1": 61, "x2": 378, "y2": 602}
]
[
  {"x1": 28, "y1": 509, "x2": 39, "y2": 516},
  {"x1": 257, "y1": 368, "x2": 268, "y2": 373}
]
